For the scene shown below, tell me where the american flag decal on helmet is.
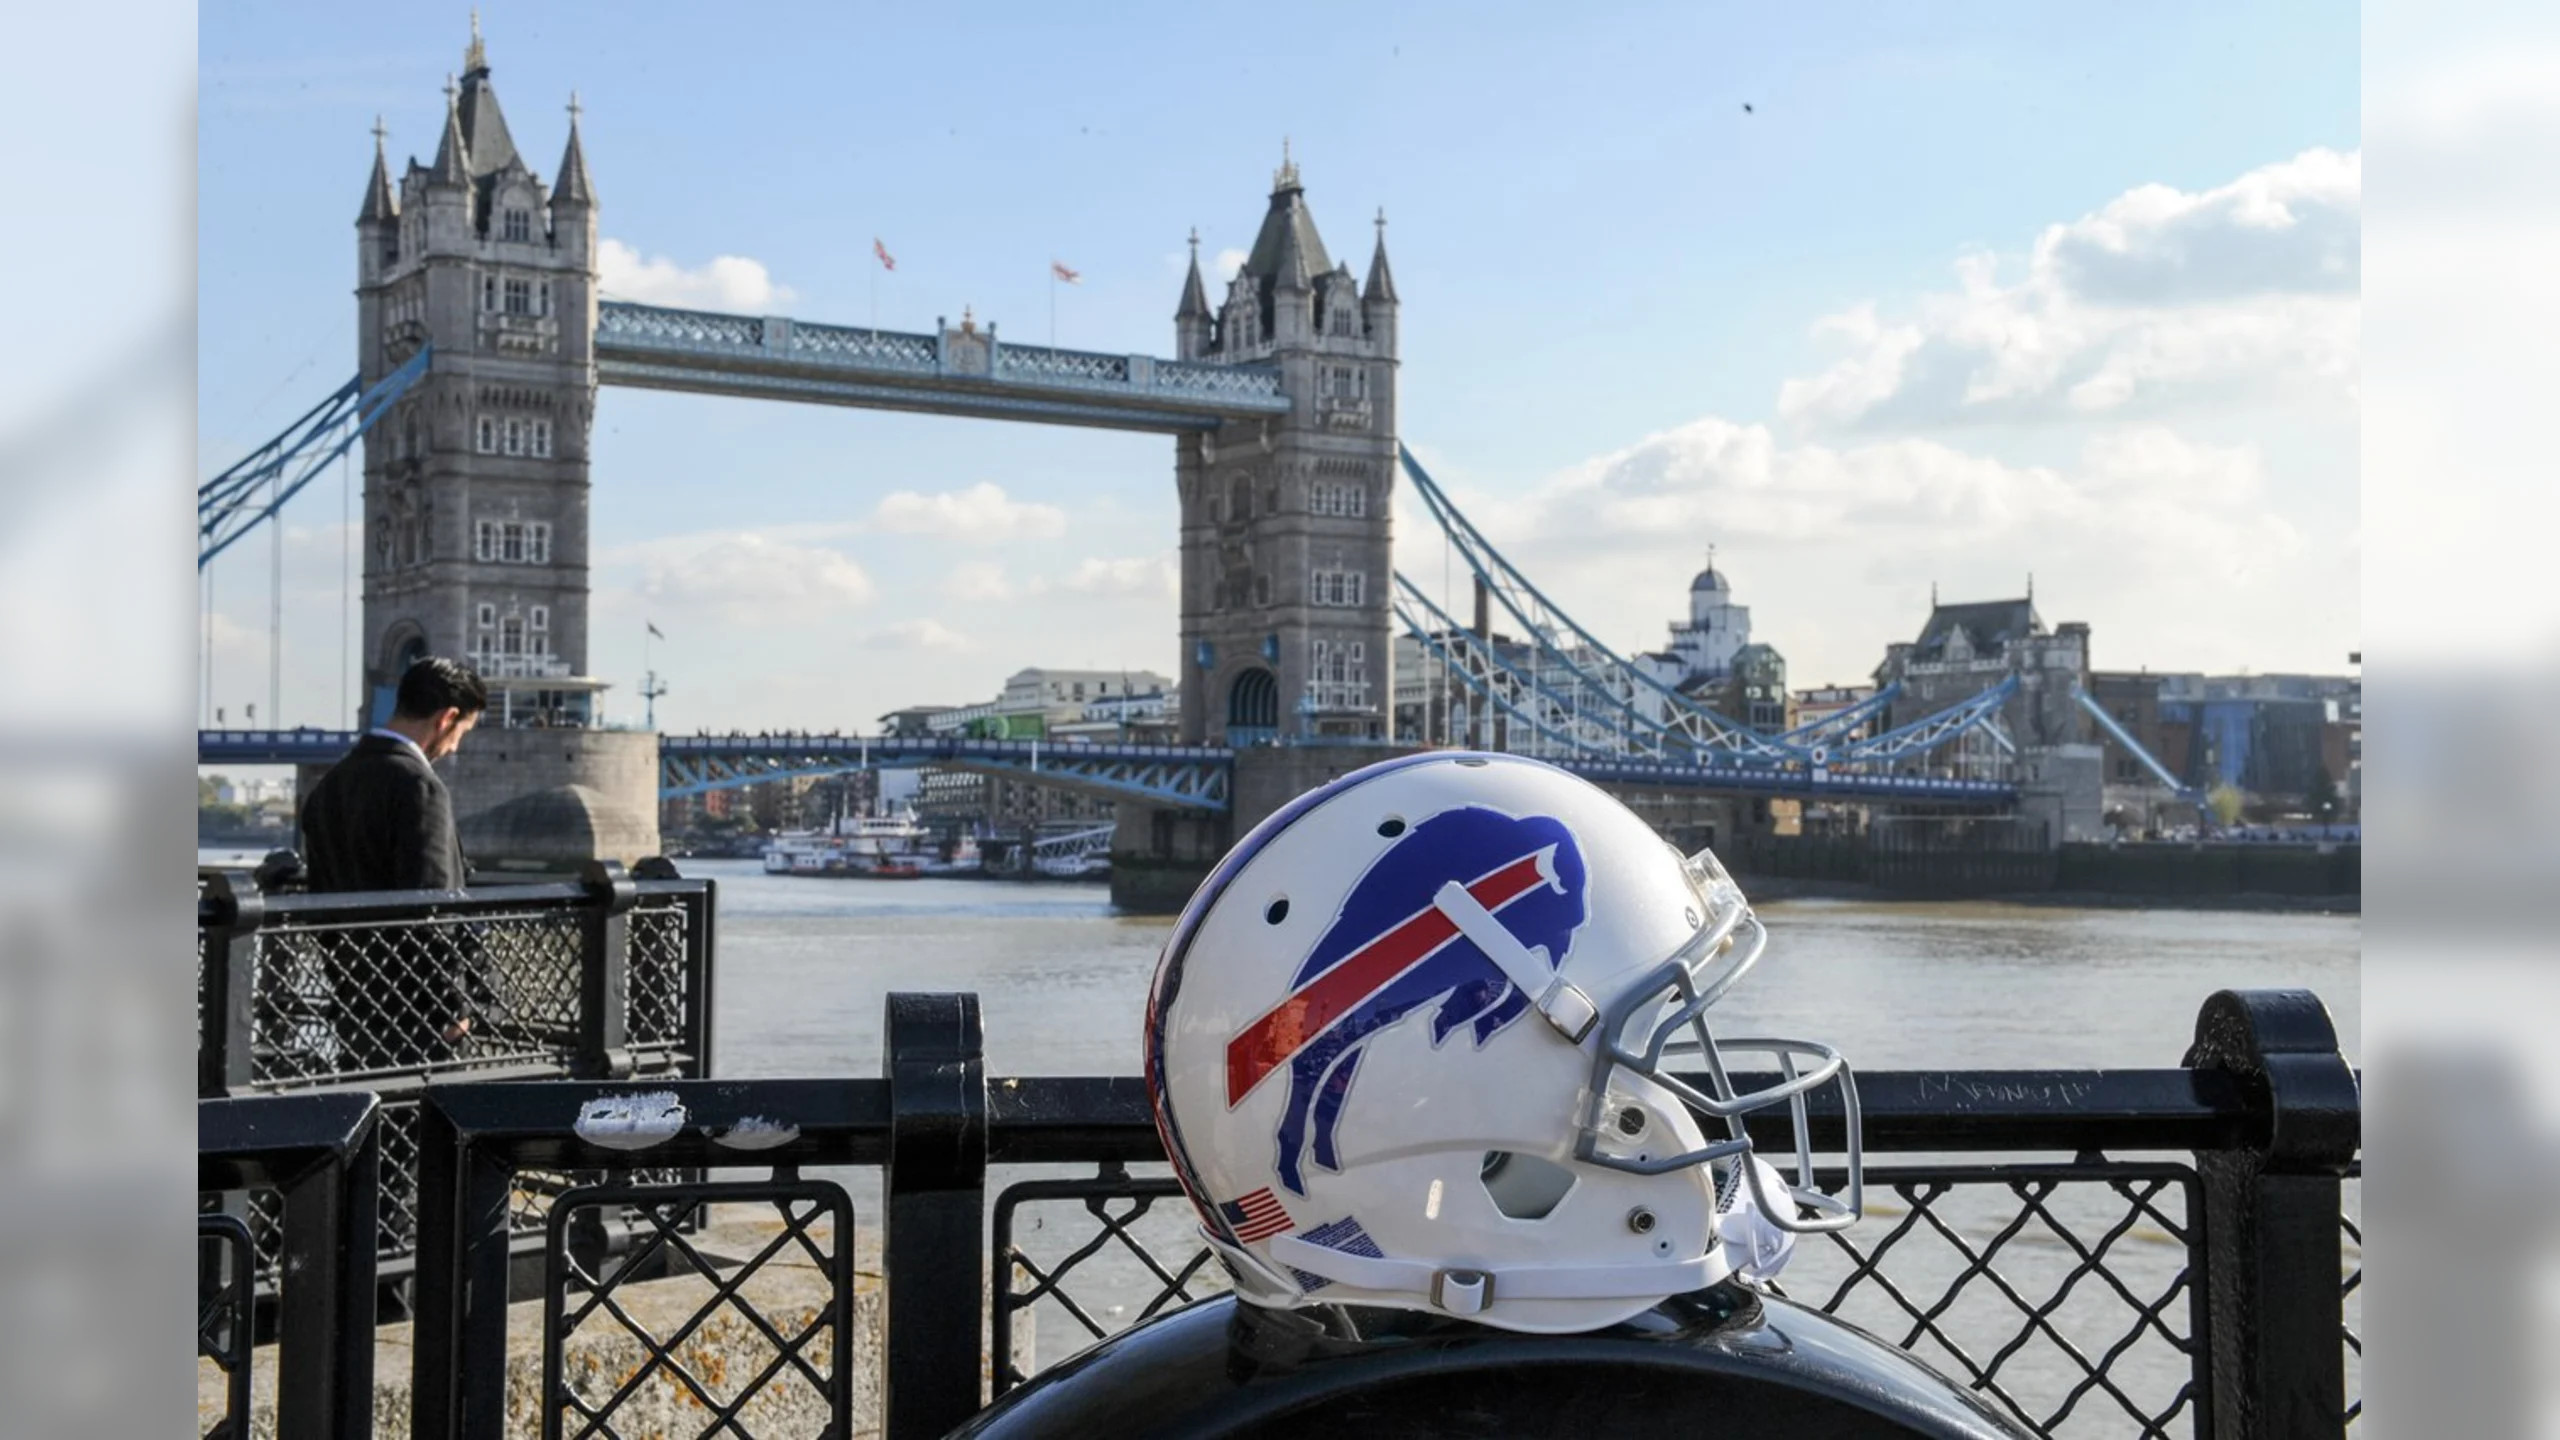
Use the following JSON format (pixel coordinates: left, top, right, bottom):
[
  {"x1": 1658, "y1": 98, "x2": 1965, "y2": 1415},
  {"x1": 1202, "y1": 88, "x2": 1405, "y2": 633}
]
[{"x1": 1218, "y1": 1187, "x2": 1295, "y2": 1244}]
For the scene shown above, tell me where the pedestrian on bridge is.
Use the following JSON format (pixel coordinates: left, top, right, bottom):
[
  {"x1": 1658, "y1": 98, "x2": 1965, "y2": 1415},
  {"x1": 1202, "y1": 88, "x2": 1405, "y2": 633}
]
[{"x1": 297, "y1": 657, "x2": 489, "y2": 1068}]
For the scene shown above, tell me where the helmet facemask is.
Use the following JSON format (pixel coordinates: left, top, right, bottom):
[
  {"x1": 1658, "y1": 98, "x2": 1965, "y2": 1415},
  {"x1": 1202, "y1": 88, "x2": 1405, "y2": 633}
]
[{"x1": 1573, "y1": 846, "x2": 1863, "y2": 1234}]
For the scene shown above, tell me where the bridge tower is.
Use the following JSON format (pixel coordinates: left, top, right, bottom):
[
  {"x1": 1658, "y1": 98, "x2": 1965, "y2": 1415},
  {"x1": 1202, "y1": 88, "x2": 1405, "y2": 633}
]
[
  {"x1": 1174, "y1": 150, "x2": 1399, "y2": 745},
  {"x1": 353, "y1": 18, "x2": 600, "y2": 727},
  {"x1": 343, "y1": 22, "x2": 654, "y2": 868}
]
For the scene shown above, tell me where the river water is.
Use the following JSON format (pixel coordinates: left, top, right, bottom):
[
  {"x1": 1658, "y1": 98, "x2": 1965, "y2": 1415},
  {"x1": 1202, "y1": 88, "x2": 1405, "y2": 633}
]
[{"x1": 682, "y1": 858, "x2": 2358, "y2": 1430}]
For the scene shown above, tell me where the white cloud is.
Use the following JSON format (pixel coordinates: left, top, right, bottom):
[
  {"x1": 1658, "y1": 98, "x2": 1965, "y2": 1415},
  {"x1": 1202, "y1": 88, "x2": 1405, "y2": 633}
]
[
  {"x1": 1777, "y1": 148, "x2": 2361, "y2": 433},
  {"x1": 1215, "y1": 247, "x2": 1248, "y2": 281},
  {"x1": 1063, "y1": 554, "x2": 1178, "y2": 599},
  {"x1": 871, "y1": 482, "x2": 1066, "y2": 543},
  {"x1": 1437, "y1": 412, "x2": 2325, "y2": 682},
  {"x1": 598, "y1": 238, "x2": 797, "y2": 310},
  {"x1": 863, "y1": 619, "x2": 974, "y2": 651},
  {"x1": 941, "y1": 561, "x2": 1015, "y2": 602},
  {"x1": 625, "y1": 532, "x2": 874, "y2": 623}
]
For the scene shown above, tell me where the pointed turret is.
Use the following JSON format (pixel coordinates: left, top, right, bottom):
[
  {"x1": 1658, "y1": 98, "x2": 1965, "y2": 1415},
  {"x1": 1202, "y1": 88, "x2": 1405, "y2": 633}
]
[
  {"x1": 1363, "y1": 208, "x2": 1398, "y2": 306},
  {"x1": 1176, "y1": 229, "x2": 1210, "y2": 321},
  {"x1": 454, "y1": 10, "x2": 520, "y2": 178},
  {"x1": 357, "y1": 117, "x2": 398, "y2": 223},
  {"x1": 554, "y1": 94, "x2": 596, "y2": 208},
  {"x1": 428, "y1": 78, "x2": 471, "y2": 187},
  {"x1": 1175, "y1": 228, "x2": 1213, "y2": 359}
]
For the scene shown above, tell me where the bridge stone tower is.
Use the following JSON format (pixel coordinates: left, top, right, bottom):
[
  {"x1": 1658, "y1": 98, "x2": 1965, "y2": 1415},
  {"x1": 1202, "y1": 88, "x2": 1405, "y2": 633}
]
[
  {"x1": 1174, "y1": 151, "x2": 1399, "y2": 746},
  {"x1": 343, "y1": 23, "x2": 653, "y2": 868},
  {"x1": 354, "y1": 21, "x2": 599, "y2": 727}
]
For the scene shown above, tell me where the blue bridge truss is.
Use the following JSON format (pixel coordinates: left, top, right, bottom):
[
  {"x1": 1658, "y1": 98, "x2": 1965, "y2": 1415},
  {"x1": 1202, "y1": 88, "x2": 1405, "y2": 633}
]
[
  {"x1": 199, "y1": 346, "x2": 432, "y2": 569},
  {"x1": 197, "y1": 729, "x2": 2017, "y2": 809}
]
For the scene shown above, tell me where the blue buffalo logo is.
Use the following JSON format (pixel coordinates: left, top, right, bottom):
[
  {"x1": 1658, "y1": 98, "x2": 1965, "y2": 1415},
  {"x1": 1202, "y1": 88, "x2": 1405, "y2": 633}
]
[{"x1": 1224, "y1": 807, "x2": 1588, "y2": 1195}]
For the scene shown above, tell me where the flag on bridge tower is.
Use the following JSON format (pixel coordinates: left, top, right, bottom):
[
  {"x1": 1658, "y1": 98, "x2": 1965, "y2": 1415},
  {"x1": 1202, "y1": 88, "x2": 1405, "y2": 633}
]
[
  {"x1": 873, "y1": 238, "x2": 897, "y2": 271},
  {"x1": 1051, "y1": 261, "x2": 1081, "y2": 284},
  {"x1": 647, "y1": 621, "x2": 665, "y2": 640}
]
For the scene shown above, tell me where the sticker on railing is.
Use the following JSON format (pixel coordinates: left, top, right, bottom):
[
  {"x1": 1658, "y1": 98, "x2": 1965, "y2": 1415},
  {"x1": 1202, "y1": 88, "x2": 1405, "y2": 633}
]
[
  {"x1": 710, "y1": 1116, "x2": 801, "y2": 1150},
  {"x1": 574, "y1": 1091, "x2": 689, "y2": 1150}
]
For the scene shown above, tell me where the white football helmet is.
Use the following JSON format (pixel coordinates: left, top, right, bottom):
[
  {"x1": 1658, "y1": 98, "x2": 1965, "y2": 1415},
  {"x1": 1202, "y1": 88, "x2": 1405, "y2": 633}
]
[{"x1": 1145, "y1": 751, "x2": 1861, "y2": 1334}]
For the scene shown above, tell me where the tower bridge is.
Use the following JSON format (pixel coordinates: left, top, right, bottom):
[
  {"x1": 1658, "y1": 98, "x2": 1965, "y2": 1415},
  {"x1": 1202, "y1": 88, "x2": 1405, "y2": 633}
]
[{"x1": 199, "y1": 24, "x2": 2056, "y2": 896}]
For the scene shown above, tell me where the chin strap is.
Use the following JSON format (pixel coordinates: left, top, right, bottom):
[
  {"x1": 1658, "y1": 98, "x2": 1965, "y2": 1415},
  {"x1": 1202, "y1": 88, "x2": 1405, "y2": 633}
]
[
  {"x1": 1267, "y1": 1233, "x2": 1733, "y2": 1318},
  {"x1": 1433, "y1": 880, "x2": 1599, "y2": 1043}
]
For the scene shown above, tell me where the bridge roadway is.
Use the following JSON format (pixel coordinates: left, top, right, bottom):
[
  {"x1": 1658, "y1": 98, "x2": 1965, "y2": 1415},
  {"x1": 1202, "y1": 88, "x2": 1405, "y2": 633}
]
[
  {"x1": 594, "y1": 301, "x2": 1294, "y2": 433},
  {"x1": 197, "y1": 730, "x2": 2018, "y2": 810}
]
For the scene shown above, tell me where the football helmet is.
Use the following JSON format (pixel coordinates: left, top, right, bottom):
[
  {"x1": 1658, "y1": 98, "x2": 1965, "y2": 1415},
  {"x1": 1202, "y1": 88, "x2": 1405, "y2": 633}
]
[{"x1": 1145, "y1": 751, "x2": 1861, "y2": 1334}]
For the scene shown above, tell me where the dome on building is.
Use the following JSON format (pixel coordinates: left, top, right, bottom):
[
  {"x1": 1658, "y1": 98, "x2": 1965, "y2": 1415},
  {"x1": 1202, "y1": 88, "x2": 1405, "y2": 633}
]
[{"x1": 1689, "y1": 566, "x2": 1729, "y2": 595}]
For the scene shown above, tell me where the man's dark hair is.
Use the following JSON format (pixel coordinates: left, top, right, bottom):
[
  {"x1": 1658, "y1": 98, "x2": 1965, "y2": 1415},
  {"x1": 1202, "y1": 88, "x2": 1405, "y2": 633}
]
[{"x1": 393, "y1": 657, "x2": 489, "y2": 720}]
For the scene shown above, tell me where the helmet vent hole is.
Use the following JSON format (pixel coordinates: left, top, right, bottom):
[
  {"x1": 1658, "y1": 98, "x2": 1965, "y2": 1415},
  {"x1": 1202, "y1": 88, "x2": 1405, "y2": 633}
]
[
  {"x1": 1454, "y1": 756, "x2": 1490, "y2": 768},
  {"x1": 1480, "y1": 1150, "x2": 1576, "y2": 1221},
  {"x1": 1376, "y1": 816, "x2": 1407, "y2": 838},
  {"x1": 1264, "y1": 897, "x2": 1290, "y2": 925}
]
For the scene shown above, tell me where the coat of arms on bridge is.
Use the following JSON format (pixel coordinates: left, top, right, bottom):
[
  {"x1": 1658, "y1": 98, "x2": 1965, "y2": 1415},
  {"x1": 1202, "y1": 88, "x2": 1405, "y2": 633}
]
[{"x1": 942, "y1": 308, "x2": 993, "y2": 378}]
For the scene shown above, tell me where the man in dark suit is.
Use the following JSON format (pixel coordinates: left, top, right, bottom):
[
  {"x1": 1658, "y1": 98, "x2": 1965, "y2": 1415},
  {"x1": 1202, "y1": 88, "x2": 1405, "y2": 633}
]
[
  {"x1": 301, "y1": 656, "x2": 486, "y2": 892},
  {"x1": 299, "y1": 657, "x2": 487, "y2": 1068}
]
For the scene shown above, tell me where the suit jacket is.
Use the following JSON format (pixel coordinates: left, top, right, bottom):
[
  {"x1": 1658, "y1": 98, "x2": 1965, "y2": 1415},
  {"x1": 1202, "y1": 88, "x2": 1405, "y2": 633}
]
[{"x1": 299, "y1": 734, "x2": 469, "y2": 892}]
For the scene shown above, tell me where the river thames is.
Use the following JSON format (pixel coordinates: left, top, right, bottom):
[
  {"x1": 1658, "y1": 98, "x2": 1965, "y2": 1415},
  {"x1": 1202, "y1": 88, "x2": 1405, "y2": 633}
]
[{"x1": 679, "y1": 858, "x2": 2360, "y2": 1078}]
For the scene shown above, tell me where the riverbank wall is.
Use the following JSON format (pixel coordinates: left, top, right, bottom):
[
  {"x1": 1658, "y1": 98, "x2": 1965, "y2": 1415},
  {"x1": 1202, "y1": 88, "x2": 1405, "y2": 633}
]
[{"x1": 1730, "y1": 836, "x2": 2360, "y2": 911}]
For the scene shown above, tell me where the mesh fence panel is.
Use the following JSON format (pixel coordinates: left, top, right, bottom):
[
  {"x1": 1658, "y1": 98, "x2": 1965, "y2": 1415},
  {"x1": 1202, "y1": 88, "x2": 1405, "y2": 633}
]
[
  {"x1": 544, "y1": 1180, "x2": 856, "y2": 1439},
  {"x1": 246, "y1": 908, "x2": 584, "y2": 1087},
  {"x1": 626, "y1": 897, "x2": 692, "y2": 1053},
  {"x1": 991, "y1": 1157, "x2": 2361, "y2": 1437}
]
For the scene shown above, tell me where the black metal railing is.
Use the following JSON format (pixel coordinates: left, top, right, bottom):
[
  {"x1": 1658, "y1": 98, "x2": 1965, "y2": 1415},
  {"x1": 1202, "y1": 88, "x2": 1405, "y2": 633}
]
[
  {"x1": 197, "y1": 987, "x2": 2361, "y2": 1439},
  {"x1": 198, "y1": 1091, "x2": 382, "y2": 1439},
  {"x1": 196, "y1": 860, "x2": 716, "y2": 1286}
]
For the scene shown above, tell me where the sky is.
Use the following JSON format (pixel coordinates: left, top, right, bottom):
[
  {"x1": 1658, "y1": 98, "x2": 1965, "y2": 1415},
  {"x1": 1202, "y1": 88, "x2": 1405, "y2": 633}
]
[{"x1": 198, "y1": 1, "x2": 2361, "y2": 733}]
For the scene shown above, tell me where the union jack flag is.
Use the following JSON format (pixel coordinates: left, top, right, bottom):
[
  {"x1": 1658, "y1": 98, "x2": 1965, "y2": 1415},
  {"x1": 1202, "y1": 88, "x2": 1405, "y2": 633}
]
[
  {"x1": 1218, "y1": 1186, "x2": 1294, "y2": 1243},
  {"x1": 874, "y1": 238, "x2": 897, "y2": 271}
]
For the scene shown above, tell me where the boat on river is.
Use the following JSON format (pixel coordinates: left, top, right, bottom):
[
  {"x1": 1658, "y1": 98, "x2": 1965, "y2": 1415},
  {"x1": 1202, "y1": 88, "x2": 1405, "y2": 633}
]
[{"x1": 762, "y1": 806, "x2": 977, "y2": 877}]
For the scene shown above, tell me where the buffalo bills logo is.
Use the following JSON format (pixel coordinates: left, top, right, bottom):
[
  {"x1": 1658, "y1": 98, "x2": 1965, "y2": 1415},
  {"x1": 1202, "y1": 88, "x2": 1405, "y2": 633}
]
[{"x1": 1224, "y1": 808, "x2": 1588, "y2": 1195}]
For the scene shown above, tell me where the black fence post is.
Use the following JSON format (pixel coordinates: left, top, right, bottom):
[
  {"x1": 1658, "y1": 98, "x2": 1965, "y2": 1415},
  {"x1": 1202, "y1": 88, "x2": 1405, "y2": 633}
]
[
  {"x1": 273, "y1": 1101, "x2": 382, "y2": 1440},
  {"x1": 576, "y1": 860, "x2": 637, "y2": 1079},
  {"x1": 2185, "y1": 988, "x2": 2361, "y2": 1439},
  {"x1": 200, "y1": 869, "x2": 263, "y2": 1098},
  {"x1": 882, "y1": 991, "x2": 988, "y2": 1440},
  {"x1": 408, "y1": 1092, "x2": 518, "y2": 1440}
]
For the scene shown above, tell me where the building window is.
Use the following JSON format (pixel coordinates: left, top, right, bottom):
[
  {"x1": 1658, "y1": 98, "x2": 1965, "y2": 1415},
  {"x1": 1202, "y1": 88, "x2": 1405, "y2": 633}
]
[
  {"x1": 475, "y1": 520, "x2": 551, "y2": 565},
  {"x1": 502, "y1": 208, "x2": 531, "y2": 243},
  {"x1": 1311, "y1": 483, "x2": 1370, "y2": 518},
  {"x1": 482, "y1": 275, "x2": 496, "y2": 312},
  {"x1": 538, "y1": 281, "x2": 551, "y2": 315},
  {"x1": 499, "y1": 614, "x2": 525, "y2": 655},
  {"x1": 504, "y1": 278, "x2": 532, "y2": 315},
  {"x1": 529, "y1": 605, "x2": 549, "y2": 632},
  {"x1": 530, "y1": 419, "x2": 552, "y2": 458},
  {"x1": 1312, "y1": 568, "x2": 1366, "y2": 607},
  {"x1": 476, "y1": 602, "x2": 496, "y2": 629},
  {"x1": 503, "y1": 418, "x2": 525, "y2": 456},
  {"x1": 476, "y1": 416, "x2": 497, "y2": 454}
]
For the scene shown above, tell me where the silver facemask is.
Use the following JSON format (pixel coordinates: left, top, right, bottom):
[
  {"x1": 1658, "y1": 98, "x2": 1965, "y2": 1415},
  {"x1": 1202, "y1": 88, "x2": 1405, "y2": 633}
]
[{"x1": 1571, "y1": 845, "x2": 1863, "y2": 1234}]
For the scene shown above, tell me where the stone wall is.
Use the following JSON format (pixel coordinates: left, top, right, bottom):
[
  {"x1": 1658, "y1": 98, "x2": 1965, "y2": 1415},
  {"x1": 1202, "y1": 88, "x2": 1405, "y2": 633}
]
[{"x1": 448, "y1": 727, "x2": 660, "y2": 872}]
